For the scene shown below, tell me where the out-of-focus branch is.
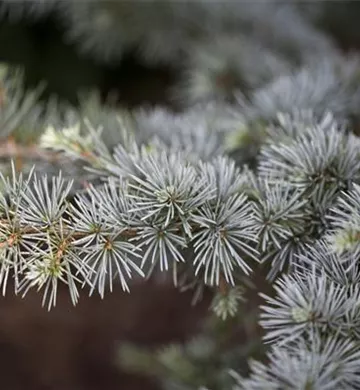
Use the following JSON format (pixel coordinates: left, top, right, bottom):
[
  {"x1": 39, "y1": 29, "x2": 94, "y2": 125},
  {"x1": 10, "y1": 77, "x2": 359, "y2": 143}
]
[{"x1": 0, "y1": 138, "x2": 63, "y2": 164}]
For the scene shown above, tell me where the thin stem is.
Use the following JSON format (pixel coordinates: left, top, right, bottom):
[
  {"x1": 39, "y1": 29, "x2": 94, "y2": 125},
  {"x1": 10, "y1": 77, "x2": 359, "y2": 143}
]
[{"x1": 0, "y1": 139, "x2": 64, "y2": 164}]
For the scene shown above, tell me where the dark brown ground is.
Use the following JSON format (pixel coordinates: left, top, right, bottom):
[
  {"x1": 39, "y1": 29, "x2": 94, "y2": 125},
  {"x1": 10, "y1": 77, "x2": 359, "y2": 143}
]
[{"x1": 0, "y1": 280, "x2": 211, "y2": 390}]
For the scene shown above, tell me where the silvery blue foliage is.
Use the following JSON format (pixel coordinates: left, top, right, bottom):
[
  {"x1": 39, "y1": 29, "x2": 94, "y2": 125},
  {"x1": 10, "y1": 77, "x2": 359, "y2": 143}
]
[
  {"x1": 258, "y1": 115, "x2": 360, "y2": 196},
  {"x1": 174, "y1": 33, "x2": 291, "y2": 105},
  {"x1": 4, "y1": 74, "x2": 360, "y2": 387},
  {"x1": 260, "y1": 271, "x2": 348, "y2": 345},
  {"x1": 232, "y1": 335, "x2": 360, "y2": 390},
  {"x1": 133, "y1": 104, "x2": 230, "y2": 163},
  {"x1": 0, "y1": 65, "x2": 45, "y2": 141},
  {"x1": 3, "y1": 2, "x2": 360, "y2": 388},
  {"x1": 236, "y1": 55, "x2": 360, "y2": 123}
]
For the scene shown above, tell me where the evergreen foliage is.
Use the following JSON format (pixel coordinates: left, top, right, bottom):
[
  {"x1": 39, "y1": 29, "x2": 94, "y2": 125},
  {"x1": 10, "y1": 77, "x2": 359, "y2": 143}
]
[{"x1": 1, "y1": 1, "x2": 360, "y2": 389}]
